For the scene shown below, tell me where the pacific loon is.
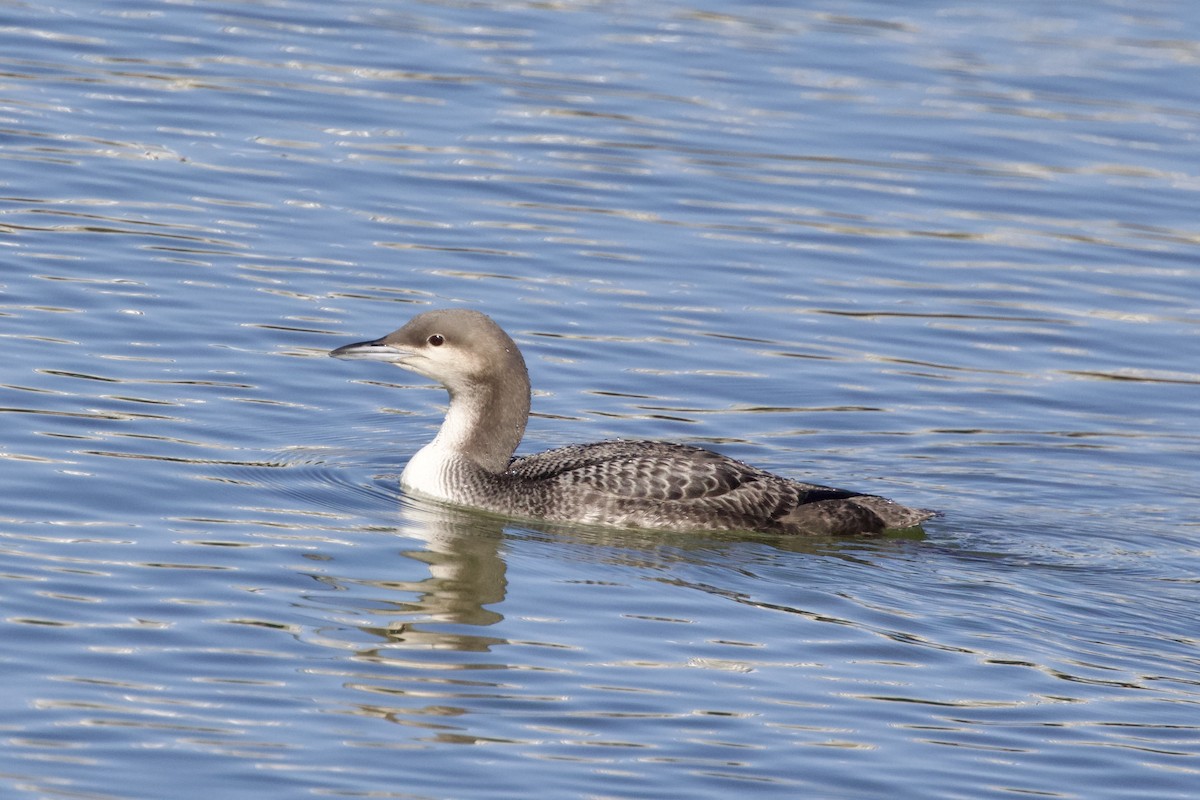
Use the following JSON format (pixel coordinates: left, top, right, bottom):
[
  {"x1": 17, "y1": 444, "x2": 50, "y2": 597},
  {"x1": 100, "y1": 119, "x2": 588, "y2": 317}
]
[{"x1": 331, "y1": 308, "x2": 934, "y2": 535}]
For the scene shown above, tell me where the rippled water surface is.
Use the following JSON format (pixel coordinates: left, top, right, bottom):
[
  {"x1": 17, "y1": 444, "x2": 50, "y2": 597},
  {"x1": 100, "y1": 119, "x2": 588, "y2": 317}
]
[{"x1": 2, "y1": 1, "x2": 1198, "y2": 798}]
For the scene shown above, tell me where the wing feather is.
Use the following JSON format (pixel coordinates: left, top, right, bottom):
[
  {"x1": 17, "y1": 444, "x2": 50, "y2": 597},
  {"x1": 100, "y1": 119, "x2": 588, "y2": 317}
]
[
  {"x1": 498, "y1": 440, "x2": 928, "y2": 535},
  {"x1": 508, "y1": 440, "x2": 856, "y2": 506}
]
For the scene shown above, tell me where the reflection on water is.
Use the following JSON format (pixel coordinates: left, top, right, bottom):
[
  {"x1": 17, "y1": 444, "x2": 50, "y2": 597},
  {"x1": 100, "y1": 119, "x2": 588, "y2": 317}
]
[
  {"x1": 354, "y1": 503, "x2": 509, "y2": 642},
  {"x1": 1, "y1": 444, "x2": 1196, "y2": 796}
]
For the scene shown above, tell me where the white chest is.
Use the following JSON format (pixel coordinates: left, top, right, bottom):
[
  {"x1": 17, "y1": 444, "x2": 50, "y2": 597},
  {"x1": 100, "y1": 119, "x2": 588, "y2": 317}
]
[{"x1": 400, "y1": 442, "x2": 458, "y2": 501}]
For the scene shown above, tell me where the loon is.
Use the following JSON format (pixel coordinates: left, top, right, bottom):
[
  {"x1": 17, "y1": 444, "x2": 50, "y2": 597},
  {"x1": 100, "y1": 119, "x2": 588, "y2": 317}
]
[{"x1": 331, "y1": 309, "x2": 934, "y2": 536}]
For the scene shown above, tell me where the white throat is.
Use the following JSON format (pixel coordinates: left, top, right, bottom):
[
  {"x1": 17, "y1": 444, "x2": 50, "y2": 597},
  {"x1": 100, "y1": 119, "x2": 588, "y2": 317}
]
[{"x1": 399, "y1": 397, "x2": 481, "y2": 501}]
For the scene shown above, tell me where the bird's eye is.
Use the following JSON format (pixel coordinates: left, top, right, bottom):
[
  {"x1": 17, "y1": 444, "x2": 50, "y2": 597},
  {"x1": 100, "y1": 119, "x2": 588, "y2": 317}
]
[{"x1": 427, "y1": 334, "x2": 445, "y2": 347}]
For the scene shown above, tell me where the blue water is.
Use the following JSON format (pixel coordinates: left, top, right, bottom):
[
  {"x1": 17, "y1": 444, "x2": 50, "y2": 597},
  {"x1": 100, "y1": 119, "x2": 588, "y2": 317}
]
[{"x1": 2, "y1": 1, "x2": 1198, "y2": 798}]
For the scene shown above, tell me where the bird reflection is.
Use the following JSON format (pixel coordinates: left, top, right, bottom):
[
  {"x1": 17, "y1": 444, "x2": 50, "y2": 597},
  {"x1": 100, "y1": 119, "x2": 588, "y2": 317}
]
[
  {"x1": 353, "y1": 498, "x2": 511, "y2": 653},
  {"x1": 343, "y1": 490, "x2": 924, "y2": 658}
]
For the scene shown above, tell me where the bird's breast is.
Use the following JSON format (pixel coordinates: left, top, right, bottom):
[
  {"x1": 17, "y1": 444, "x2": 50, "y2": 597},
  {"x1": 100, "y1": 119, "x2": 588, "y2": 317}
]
[{"x1": 400, "y1": 442, "x2": 460, "y2": 502}]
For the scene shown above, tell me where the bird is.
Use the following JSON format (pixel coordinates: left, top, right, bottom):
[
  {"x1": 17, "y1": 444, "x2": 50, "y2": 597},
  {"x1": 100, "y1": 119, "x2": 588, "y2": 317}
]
[{"x1": 330, "y1": 309, "x2": 934, "y2": 536}]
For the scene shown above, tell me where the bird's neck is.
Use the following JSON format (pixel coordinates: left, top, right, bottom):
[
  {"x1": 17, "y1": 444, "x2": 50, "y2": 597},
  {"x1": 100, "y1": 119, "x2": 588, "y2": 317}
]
[{"x1": 431, "y1": 370, "x2": 530, "y2": 474}]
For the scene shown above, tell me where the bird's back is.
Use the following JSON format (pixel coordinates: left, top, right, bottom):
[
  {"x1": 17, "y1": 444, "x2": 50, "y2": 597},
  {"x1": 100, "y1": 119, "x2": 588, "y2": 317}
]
[{"x1": 504, "y1": 440, "x2": 930, "y2": 535}]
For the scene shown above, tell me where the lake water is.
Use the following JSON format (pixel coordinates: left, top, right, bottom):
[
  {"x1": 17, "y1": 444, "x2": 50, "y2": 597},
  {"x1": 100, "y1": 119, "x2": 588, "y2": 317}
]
[{"x1": 1, "y1": 0, "x2": 1198, "y2": 797}]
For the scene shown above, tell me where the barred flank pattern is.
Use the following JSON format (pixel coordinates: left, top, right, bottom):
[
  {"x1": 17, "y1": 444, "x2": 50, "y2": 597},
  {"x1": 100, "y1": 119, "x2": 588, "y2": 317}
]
[{"x1": 440, "y1": 441, "x2": 933, "y2": 536}]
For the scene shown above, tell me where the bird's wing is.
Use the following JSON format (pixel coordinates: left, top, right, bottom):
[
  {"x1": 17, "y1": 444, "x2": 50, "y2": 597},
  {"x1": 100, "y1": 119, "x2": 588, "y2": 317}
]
[{"x1": 508, "y1": 440, "x2": 855, "y2": 504}]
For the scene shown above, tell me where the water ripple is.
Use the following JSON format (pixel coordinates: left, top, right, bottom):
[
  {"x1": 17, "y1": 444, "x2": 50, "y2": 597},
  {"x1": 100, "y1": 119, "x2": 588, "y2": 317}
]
[{"x1": 2, "y1": 1, "x2": 1198, "y2": 798}]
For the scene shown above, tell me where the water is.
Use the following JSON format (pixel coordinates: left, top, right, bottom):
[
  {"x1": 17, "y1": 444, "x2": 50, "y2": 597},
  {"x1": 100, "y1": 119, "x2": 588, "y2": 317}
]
[{"x1": 2, "y1": 0, "x2": 1198, "y2": 797}]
